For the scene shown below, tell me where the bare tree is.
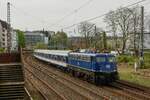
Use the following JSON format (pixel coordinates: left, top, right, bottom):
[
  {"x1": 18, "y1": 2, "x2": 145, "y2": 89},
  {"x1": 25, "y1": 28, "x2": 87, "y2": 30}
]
[
  {"x1": 128, "y1": 6, "x2": 141, "y2": 56},
  {"x1": 104, "y1": 11, "x2": 118, "y2": 50},
  {"x1": 145, "y1": 14, "x2": 150, "y2": 33},
  {"x1": 115, "y1": 7, "x2": 133, "y2": 54},
  {"x1": 78, "y1": 21, "x2": 95, "y2": 48},
  {"x1": 92, "y1": 27, "x2": 104, "y2": 49}
]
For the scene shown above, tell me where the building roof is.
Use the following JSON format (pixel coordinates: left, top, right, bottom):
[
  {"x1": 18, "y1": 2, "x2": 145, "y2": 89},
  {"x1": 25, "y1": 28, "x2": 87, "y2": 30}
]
[{"x1": 24, "y1": 32, "x2": 44, "y2": 36}]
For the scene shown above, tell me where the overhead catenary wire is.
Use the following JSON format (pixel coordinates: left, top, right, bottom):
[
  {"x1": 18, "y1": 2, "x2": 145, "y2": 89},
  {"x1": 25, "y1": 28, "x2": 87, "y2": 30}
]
[
  {"x1": 50, "y1": 0, "x2": 94, "y2": 27},
  {"x1": 10, "y1": 3, "x2": 47, "y2": 26},
  {"x1": 62, "y1": 0, "x2": 147, "y2": 30}
]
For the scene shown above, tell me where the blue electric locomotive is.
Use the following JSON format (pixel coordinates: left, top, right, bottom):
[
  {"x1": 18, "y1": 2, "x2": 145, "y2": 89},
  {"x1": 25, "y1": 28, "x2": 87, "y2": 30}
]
[
  {"x1": 34, "y1": 49, "x2": 118, "y2": 84},
  {"x1": 68, "y1": 52, "x2": 118, "y2": 84}
]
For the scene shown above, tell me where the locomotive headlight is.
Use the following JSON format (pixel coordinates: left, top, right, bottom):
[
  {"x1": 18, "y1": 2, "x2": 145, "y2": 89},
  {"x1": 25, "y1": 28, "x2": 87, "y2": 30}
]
[{"x1": 106, "y1": 65, "x2": 110, "y2": 69}]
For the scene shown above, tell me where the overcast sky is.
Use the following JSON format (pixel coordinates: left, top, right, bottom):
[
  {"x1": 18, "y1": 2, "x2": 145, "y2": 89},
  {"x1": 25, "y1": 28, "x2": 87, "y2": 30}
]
[{"x1": 0, "y1": 0, "x2": 150, "y2": 35}]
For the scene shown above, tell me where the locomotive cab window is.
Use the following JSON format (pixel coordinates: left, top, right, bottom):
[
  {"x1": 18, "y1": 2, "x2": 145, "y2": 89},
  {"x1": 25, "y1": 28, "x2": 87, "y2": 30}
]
[
  {"x1": 96, "y1": 57, "x2": 105, "y2": 62},
  {"x1": 108, "y1": 57, "x2": 115, "y2": 62}
]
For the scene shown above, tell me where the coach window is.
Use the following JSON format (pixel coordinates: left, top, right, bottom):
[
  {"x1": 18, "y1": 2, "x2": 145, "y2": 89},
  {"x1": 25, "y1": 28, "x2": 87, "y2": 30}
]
[
  {"x1": 83, "y1": 56, "x2": 86, "y2": 61},
  {"x1": 54, "y1": 56, "x2": 56, "y2": 60},
  {"x1": 73, "y1": 55, "x2": 75, "y2": 60},
  {"x1": 61, "y1": 56, "x2": 63, "y2": 61},
  {"x1": 75, "y1": 55, "x2": 77, "y2": 60},
  {"x1": 76, "y1": 55, "x2": 79, "y2": 60},
  {"x1": 86, "y1": 56, "x2": 89, "y2": 61},
  {"x1": 62, "y1": 56, "x2": 64, "y2": 61},
  {"x1": 53, "y1": 55, "x2": 55, "y2": 60},
  {"x1": 72, "y1": 55, "x2": 75, "y2": 60},
  {"x1": 51, "y1": 55, "x2": 53, "y2": 59},
  {"x1": 78, "y1": 55, "x2": 80, "y2": 60},
  {"x1": 61, "y1": 56, "x2": 64, "y2": 61},
  {"x1": 60, "y1": 56, "x2": 62, "y2": 61},
  {"x1": 71, "y1": 55, "x2": 74, "y2": 60},
  {"x1": 74, "y1": 55, "x2": 76, "y2": 60},
  {"x1": 80, "y1": 55, "x2": 83, "y2": 61},
  {"x1": 55, "y1": 56, "x2": 57, "y2": 60},
  {"x1": 63, "y1": 57, "x2": 65, "y2": 62},
  {"x1": 73, "y1": 55, "x2": 76, "y2": 60}
]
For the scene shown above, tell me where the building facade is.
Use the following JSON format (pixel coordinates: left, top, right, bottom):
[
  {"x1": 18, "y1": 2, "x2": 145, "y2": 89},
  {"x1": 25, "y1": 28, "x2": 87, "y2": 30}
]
[
  {"x1": 11, "y1": 30, "x2": 18, "y2": 51},
  {"x1": 0, "y1": 20, "x2": 8, "y2": 51},
  {"x1": 24, "y1": 32, "x2": 46, "y2": 49}
]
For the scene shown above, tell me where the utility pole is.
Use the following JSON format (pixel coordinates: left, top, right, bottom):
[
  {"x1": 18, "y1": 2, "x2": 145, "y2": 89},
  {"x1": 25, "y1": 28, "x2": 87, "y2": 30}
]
[
  {"x1": 94, "y1": 25, "x2": 97, "y2": 49},
  {"x1": 139, "y1": 6, "x2": 144, "y2": 67},
  {"x1": 7, "y1": 2, "x2": 11, "y2": 52}
]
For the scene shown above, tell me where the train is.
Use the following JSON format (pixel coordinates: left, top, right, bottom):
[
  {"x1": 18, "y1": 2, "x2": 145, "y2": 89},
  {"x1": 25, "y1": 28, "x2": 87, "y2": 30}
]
[{"x1": 33, "y1": 49, "x2": 118, "y2": 84}]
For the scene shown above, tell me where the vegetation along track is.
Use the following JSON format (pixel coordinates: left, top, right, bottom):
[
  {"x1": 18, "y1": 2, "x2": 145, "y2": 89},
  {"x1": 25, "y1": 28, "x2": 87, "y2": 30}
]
[{"x1": 23, "y1": 54, "x2": 150, "y2": 100}]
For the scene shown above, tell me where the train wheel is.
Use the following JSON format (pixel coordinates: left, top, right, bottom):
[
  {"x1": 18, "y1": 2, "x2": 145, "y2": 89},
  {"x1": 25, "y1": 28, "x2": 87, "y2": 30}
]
[
  {"x1": 71, "y1": 70, "x2": 75, "y2": 77},
  {"x1": 94, "y1": 76, "x2": 99, "y2": 85}
]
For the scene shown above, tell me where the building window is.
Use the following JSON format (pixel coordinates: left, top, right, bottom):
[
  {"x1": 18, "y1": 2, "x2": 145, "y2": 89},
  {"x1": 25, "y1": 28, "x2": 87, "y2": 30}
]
[{"x1": 2, "y1": 28, "x2": 5, "y2": 32}]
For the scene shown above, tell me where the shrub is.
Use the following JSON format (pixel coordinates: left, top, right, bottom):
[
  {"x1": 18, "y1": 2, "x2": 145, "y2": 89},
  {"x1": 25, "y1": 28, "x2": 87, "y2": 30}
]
[
  {"x1": 0, "y1": 48, "x2": 4, "y2": 53},
  {"x1": 117, "y1": 55, "x2": 135, "y2": 63}
]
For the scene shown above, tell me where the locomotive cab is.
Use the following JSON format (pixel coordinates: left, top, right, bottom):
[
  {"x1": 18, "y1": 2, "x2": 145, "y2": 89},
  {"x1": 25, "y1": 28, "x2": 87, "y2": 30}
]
[
  {"x1": 92, "y1": 54, "x2": 118, "y2": 83},
  {"x1": 94, "y1": 55, "x2": 117, "y2": 73}
]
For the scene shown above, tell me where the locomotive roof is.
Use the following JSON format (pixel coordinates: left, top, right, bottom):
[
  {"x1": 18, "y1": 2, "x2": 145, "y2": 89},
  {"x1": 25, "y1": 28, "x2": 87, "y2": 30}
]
[{"x1": 34, "y1": 49, "x2": 70, "y2": 56}]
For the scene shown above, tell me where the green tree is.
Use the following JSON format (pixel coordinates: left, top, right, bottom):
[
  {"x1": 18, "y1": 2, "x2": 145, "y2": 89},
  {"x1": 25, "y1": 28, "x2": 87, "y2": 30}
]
[
  {"x1": 0, "y1": 48, "x2": 4, "y2": 53},
  {"x1": 16, "y1": 30, "x2": 25, "y2": 48},
  {"x1": 34, "y1": 42, "x2": 48, "y2": 49},
  {"x1": 49, "y1": 31, "x2": 68, "y2": 49}
]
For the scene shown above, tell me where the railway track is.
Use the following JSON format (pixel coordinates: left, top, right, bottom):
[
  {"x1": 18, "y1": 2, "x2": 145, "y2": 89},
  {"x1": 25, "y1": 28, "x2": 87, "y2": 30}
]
[
  {"x1": 23, "y1": 54, "x2": 67, "y2": 100},
  {"x1": 23, "y1": 54, "x2": 150, "y2": 100},
  {"x1": 25, "y1": 69, "x2": 66, "y2": 100},
  {"x1": 108, "y1": 80, "x2": 150, "y2": 100},
  {"x1": 25, "y1": 76, "x2": 49, "y2": 100}
]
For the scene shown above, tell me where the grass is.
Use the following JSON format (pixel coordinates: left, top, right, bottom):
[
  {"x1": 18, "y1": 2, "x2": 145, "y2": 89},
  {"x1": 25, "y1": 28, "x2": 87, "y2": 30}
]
[
  {"x1": 143, "y1": 53, "x2": 150, "y2": 69},
  {"x1": 118, "y1": 65, "x2": 150, "y2": 87},
  {"x1": 117, "y1": 53, "x2": 150, "y2": 87},
  {"x1": 117, "y1": 53, "x2": 150, "y2": 68}
]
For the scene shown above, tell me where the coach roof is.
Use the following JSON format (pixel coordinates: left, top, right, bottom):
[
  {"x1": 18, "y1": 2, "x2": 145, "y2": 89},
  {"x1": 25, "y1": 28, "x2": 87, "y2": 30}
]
[
  {"x1": 34, "y1": 49, "x2": 70, "y2": 56},
  {"x1": 69, "y1": 52, "x2": 112, "y2": 56}
]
